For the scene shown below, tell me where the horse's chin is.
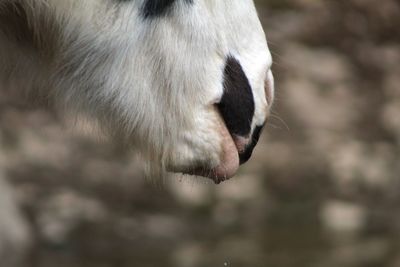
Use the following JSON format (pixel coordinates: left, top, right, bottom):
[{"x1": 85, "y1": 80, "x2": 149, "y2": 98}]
[
  {"x1": 186, "y1": 124, "x2": 239, "y2": 184},
  {"x1": 176, "y1": 112, "x2": 239, "y2": 184}
]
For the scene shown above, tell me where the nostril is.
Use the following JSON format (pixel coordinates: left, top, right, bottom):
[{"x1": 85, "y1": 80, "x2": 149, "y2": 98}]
[
  {"x1": 216, "y1": 56, "x2": 266, "y2": 166},
  {"x1": 265, "y1": 80, "x2": 272, "y2": 105},
  {"x1": 238, "y1": 124, "x2": 264, "y2": 165},
  {"x1": 232, "y1": 135, "x2": 251, "y2": 153},
  {"x1": 265, "y1": 70, "x2": 274, "y2": 105}
]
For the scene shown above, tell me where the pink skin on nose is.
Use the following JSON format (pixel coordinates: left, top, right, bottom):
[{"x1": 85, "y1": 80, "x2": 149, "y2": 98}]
[
  {"x1": 208, "y1": 118, "x2": 240, "y2": 183},
  {"x1": 232, "y1": 135, "x2": 251, "y2": 154}
]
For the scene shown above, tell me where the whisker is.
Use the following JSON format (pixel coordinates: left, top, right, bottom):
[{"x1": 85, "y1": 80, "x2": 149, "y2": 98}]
[
  {"x1": 266, "y1": 122, "x2": 285, "y2": 130},
  {"x1": 269, "y1": 113, "x2": 290, "y2": 132}
]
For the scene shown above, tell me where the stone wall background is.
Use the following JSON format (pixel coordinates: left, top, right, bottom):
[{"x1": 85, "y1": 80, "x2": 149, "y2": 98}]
[{"x1": 1, "y1": 1, "x2": 400, "y2": 266}]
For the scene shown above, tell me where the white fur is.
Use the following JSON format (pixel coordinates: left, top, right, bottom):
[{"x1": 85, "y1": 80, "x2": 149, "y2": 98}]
[{"x1": 0, "y1": 0, "x2": 273, "y2": 175}]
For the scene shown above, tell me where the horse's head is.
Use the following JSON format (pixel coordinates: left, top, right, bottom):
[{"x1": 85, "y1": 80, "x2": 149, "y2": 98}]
[{"x1": 0, "y1": 0, "x2": 274, "y2": 183}]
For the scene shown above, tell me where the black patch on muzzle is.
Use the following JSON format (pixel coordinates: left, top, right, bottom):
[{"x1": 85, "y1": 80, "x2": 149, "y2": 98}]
[
  {"x1": 141, "y1": 0, "x2": 193, "y2": 18},
  {"x1": 217, "y1": 56, "x2": 255, "y2": 137},
  {"x1": 239, "y1": 125, "x2": 264, "y2": 165}
]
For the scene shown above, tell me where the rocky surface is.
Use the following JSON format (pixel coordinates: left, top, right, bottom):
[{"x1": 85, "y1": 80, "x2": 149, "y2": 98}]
[{"x1": 0, "y1": 175, "x2": 30, "y2": 267}]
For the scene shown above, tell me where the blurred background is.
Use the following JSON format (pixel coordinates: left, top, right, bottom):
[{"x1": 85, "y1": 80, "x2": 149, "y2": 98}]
[{"x1": 1, "y1": 0, "x2": 400, "y2": 266}]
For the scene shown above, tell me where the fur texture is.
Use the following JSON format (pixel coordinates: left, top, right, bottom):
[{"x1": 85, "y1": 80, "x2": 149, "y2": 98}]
[{"x1": 0, "y1": 0, "x2": 274, "y2": 178}]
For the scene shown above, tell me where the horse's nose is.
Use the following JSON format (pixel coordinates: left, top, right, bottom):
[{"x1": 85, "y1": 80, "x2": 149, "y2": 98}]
[
  {"x1": 216, "y1": 56, "x2": 265, "y2": 164},
  {"x1": 237, "y1": 124, "x2": 264, "y2": 164}
]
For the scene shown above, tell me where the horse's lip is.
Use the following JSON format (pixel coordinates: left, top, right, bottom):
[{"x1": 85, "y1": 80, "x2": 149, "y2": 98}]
[
  {"x1": 187, "y1": 145, "x2": 239, "y2": 184},
  {"x1": 185, "y1": 109, "x2": 240, "y2": 184}
]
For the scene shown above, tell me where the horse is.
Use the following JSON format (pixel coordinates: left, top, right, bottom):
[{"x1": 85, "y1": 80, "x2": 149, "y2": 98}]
[{"x1": 0, "y1": 0, "x2": 274, "y2": 184}]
